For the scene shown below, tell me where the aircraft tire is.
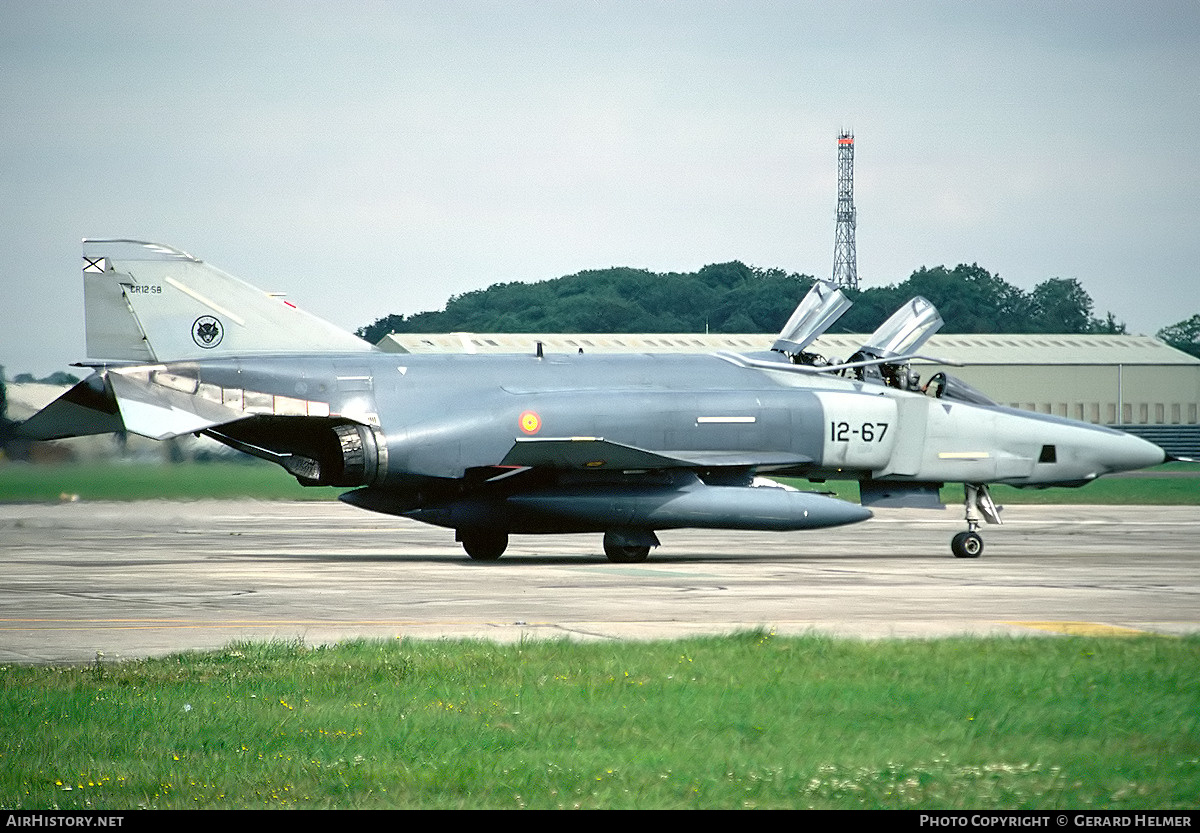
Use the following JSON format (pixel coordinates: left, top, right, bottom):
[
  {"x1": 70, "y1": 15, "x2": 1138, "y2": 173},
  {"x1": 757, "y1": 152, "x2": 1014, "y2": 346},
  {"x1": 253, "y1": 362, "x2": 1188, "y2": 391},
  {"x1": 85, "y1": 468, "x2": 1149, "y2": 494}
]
[
  {"x1": 951, "y1": 531, "x2": 983, "y2": 559},
  {"x1": 604, "y1": 543, "x2": 650, "y2": 564},
  {"x1": 461, "y1": 530, "x2": 508, "y2": 561}
]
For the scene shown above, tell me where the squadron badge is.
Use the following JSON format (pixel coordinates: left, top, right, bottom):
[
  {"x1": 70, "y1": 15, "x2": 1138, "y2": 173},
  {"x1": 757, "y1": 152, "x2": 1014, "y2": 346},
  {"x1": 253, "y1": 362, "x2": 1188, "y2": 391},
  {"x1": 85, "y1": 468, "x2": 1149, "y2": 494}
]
[{"x1": 192, "y1": 315, "x2": 224, "y2": 348}]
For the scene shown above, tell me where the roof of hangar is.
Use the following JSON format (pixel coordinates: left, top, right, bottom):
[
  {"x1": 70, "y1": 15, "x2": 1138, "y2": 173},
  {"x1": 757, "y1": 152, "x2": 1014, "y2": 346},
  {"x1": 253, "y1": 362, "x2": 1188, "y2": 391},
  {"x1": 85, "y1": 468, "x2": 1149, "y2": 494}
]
[{"x1": 376, "y1": 332, "x2": 1200, "y2": 367}]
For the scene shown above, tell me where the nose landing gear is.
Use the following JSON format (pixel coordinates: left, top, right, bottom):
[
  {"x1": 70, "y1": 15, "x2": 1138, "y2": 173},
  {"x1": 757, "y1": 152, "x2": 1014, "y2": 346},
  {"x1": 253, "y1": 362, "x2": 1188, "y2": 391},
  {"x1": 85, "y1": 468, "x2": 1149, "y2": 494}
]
[
  {"x1": 951, "y1": 529, "x2": 984, "y2": 558},
  {"x1": 953, "y1": 484, "x2": 1001, "y2": 558}
]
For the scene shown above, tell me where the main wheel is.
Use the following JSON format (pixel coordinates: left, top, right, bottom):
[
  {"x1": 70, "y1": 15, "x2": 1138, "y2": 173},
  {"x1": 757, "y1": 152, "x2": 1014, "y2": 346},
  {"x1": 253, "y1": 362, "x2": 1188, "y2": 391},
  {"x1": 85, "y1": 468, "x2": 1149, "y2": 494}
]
[
  {"x1": 951, "y1": 531, "x2": 983, "y2": 559},
  {"x1": 604, "y1": 542, "x2": 650, "y2": 563},
  {"x1": 460, "y1": 530, "x2": 508, "y2": 561},
  {"x1": 602, "y1": 530, "x2": 656, "y2": 563}
]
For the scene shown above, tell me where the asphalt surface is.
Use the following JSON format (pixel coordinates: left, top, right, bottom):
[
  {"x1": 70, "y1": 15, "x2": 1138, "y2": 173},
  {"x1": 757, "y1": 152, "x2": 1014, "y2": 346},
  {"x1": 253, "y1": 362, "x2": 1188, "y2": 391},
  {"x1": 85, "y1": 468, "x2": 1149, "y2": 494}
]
[{"x1": 1, "y1": 500, "x2": 1198, "y2": 663}]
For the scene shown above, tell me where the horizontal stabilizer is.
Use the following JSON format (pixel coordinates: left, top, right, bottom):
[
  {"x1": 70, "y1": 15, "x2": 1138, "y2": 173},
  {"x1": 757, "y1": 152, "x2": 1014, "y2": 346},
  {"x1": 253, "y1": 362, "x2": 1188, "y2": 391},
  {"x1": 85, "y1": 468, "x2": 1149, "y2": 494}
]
[
  {"x1": 17, "y1": 376, "x2": 123, "y2": 440},
  {"x1": 19, "y1": 366, "x2": 249, "y2": 442}
]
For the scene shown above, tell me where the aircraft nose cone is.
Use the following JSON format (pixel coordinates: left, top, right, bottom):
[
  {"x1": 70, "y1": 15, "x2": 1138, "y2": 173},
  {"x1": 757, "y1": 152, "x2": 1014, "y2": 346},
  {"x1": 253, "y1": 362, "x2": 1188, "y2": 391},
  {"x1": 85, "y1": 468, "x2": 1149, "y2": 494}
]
[{"x1": 1106, "y1": 431, "x2": 1167, "y2": 474}]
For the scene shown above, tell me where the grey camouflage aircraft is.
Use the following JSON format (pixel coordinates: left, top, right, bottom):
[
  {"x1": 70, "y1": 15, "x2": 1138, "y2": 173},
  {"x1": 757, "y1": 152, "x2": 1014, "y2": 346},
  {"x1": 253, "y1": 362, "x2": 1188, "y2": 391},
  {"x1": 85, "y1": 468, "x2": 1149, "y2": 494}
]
[{"x1": 23, "y1": 240, "x2": 1167, "y2": 561}]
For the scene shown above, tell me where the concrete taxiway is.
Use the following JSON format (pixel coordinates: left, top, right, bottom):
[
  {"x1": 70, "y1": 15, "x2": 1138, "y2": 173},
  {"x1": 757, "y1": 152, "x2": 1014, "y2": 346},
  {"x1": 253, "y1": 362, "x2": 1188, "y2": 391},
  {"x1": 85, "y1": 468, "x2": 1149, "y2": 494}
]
[{"x1": 1, "y1": 500, "x2": 1197, "y2": 663}]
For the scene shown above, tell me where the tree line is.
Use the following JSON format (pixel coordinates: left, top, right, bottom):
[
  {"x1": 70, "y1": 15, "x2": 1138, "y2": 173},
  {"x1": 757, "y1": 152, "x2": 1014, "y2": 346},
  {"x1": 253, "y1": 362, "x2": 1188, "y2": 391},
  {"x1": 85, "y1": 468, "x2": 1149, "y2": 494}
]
[
  {"x1": 1158, "y1": 315, "x2": 1200, "y2": 359},
  {"x1": 358, "y1": 262, "x2": 1150, "y2": 345}
]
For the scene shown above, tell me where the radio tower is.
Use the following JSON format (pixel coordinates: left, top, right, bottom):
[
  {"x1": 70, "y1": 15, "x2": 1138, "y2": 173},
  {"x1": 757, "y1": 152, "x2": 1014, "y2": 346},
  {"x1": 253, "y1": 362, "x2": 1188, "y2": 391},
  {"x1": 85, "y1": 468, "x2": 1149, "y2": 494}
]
[{"x1": 832, "y1": 131, "x2": 859, "y2": 290}]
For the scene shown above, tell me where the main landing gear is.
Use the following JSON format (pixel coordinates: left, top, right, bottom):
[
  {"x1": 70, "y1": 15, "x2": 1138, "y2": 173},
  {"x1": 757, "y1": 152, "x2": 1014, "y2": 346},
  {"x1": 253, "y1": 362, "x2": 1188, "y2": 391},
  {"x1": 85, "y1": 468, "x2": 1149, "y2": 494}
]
[
  {"x1": 458, "y1": 529, "x2": 508, "y2": 561},
  {"x1": 602, "y1": 529, "x2": 660, "y2": 564},
  {"x1": 953, "y1": 483, "x2": 1001, "y2": 558},
  {"x1": 457, "y1": 529, "x2": 661, "y2": 563}
]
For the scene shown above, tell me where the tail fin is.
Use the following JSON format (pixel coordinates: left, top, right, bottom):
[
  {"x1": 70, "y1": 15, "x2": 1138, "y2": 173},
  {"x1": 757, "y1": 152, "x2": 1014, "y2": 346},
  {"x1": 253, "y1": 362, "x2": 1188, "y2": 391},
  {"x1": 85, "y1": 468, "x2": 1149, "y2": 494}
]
[{"x1": 82, "y1": 239, "x2": 374, "y2": 361}]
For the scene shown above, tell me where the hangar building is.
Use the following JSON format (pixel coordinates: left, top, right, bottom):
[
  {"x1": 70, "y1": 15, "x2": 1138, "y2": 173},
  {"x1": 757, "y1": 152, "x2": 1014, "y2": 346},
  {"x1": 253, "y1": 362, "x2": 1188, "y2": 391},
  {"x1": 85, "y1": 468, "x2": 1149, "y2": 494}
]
[{"x1": 378, "y1": 332, "x2": 1200, "y2": 456}]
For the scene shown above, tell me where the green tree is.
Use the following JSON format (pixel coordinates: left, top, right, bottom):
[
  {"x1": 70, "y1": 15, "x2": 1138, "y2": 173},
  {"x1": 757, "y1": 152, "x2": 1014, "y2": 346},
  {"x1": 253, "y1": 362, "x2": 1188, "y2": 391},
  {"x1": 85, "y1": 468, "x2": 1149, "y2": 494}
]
[
  {"x1": 356, "y1": 261, "x2": 1122, "y2": 341},
  {"x1": 1158, "y1": 314, "x2": 1200, "y2": 358},
  {"x1": 1029, "y1": 278, "x2": 1095, "y2": 333},
  {"x1": 0, "y1": 365, "x2": 15, "y2": 450},
  {"x1": 840, "y1": 265, "x2": 1029, "y2": 334},
  {"x1": 1026, "y1": 277, "x2": 1127, "y2": 334},
  {"x1": 356, "y1": 313, "x2": 408, "y2": 344},
  {"x1": 1092, "y1": 312, "x2": 1127, "y2": 335},
  {"x1": 356, "y1": 262, "x2": 814, "y2": 338}
]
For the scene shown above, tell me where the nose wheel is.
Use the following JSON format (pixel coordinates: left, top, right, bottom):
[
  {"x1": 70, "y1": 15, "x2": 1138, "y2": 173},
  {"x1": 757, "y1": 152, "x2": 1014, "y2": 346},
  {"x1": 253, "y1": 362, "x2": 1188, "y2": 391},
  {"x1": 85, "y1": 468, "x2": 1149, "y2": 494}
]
[
  {"x1": 951, "y1": 530, "x2": 983, "y2": 558},
  {"x1": 952, "y1": 484, "x2": 1000, "y2": 558}
]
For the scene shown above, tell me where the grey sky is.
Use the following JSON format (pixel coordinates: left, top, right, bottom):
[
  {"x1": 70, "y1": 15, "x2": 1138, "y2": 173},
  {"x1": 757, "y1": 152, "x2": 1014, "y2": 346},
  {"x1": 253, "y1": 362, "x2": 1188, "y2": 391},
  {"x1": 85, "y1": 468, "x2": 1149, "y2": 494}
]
[{"x1": 3, "y1": 0, "x2": 1198, "y2": 377}]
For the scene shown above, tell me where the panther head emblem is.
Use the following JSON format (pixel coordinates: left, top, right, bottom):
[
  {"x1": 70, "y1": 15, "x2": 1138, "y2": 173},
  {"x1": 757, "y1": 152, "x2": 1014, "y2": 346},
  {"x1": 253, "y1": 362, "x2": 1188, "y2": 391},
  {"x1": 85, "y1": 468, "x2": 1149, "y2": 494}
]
[{"x1": 192, "y1": 316, "x2": 223, "y2": 348}]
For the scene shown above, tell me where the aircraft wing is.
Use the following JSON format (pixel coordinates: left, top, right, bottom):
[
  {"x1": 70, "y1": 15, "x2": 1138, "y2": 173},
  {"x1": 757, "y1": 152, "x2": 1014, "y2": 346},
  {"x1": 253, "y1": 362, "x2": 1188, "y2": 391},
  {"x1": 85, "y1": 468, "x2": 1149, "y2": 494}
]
[{"x1": 499, "y1": 437, "x2": 811, "y2": 472}]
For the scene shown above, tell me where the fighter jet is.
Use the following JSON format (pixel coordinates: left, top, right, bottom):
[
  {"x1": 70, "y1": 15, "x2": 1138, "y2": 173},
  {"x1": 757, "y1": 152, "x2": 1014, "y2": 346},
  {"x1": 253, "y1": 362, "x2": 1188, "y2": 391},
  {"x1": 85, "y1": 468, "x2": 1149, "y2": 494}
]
[{"x1": 23, "y1": 240, "x2": 1167, "y2": 561}]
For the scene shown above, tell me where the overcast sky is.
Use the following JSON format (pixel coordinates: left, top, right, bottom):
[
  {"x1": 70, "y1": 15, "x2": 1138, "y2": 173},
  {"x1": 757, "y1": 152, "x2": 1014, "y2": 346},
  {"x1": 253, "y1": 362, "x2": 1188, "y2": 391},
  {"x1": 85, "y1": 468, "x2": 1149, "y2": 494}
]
[{"x1": 3, "y1": 0, "x2": 1198, "y2": 377}]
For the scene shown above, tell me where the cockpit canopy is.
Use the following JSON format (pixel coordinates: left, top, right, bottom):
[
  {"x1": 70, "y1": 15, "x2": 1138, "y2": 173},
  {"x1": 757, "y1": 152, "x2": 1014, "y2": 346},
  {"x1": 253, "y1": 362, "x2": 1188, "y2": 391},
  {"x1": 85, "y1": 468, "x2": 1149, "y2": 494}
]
[
  {"x1": 858, "y1": 296, "x2": 943, "y2": 360},
  {"x1": 771, "y1": 280, "x2": 853, "y2": 356}
]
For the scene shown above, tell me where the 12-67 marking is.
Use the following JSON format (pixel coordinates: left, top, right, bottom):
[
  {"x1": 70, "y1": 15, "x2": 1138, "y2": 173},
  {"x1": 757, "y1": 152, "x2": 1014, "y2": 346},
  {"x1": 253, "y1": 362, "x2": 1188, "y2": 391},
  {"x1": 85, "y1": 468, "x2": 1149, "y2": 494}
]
[{"x1": 830, "y1": 421, "x2": 889, "y2": 442}]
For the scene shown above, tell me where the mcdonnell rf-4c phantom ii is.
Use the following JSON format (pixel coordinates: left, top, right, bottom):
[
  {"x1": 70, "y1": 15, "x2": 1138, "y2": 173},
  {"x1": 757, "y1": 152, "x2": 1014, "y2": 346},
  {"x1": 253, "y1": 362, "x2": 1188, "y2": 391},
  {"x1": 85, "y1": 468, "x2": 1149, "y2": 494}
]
[{"x1": 23, "y1": 240, "x2": 1168, "y2": 562}]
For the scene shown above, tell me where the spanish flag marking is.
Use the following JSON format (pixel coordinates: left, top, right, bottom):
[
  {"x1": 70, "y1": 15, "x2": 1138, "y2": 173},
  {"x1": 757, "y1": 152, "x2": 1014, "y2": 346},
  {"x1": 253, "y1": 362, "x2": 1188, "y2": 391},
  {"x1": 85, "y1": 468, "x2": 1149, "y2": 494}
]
[{"x1": 519, "y1": 410, "x2": 542, "y2": 435}]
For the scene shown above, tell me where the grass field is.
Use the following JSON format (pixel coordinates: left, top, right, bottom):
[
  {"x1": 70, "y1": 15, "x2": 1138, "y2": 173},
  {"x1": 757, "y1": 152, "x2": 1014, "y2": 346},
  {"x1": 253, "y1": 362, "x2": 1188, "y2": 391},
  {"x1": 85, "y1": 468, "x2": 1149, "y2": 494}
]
[
  {"x1": 781, "y1": 466, "x2": 1200, "y2": 506},
  {"x1": 0, "y1": 459, "x2": 341, "y2": 503},
  {"x1": 2, "y1": 462, "x2": 1196, "y2": 810},
  {"x1": 2, "y1": 634, "x2": 1197, "y2": 810},
  {"x1": 1, "y1": 459, "x2": 1197, "y2": 504}
]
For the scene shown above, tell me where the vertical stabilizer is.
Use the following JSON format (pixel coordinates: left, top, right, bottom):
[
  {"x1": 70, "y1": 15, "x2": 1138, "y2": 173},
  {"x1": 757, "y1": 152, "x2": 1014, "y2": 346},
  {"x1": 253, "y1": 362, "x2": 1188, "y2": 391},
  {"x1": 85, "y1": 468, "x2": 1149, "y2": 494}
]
[{"x1": 82, "y1": 240, "x2": 375, "y2": 361}]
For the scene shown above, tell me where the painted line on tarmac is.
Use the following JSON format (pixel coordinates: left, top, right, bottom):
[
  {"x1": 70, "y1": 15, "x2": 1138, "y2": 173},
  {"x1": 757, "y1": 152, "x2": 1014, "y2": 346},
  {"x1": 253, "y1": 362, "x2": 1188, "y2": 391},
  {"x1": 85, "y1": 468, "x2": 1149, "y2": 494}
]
[
  {"x1": 0, "y1": 618, "x2": 475, "y2": 631},
  {"x1": 1006, "y1": 620, "x2": 1152, "y2": 636}
]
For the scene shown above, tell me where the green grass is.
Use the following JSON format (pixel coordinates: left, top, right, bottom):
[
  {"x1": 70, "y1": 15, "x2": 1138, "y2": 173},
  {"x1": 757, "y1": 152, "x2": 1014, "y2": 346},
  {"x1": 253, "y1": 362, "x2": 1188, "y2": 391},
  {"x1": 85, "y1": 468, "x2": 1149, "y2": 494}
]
[
  {"x1": 788, "y1": 463, "x2": 1200, "y2": 505},
  {"x1": 0, "y1": 460, "x2": 340, "y2": 503},
  {"x1": 1, "y1": 460, "x2": 1197, "y2": 504},
  {"x1": 1, "y1": 635, "x2": 1197, "y2": 809},
  {"x1": 983, "y1": 475, "x2": 1200, "y2": 505}
]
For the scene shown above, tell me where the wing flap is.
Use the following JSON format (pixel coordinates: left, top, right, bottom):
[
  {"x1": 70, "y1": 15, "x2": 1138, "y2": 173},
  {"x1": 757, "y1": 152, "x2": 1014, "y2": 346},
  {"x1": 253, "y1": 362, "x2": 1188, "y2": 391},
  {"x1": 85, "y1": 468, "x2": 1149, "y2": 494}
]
[{"x1": 106, "y1": 371, "x2": 245, "y2": 440}]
